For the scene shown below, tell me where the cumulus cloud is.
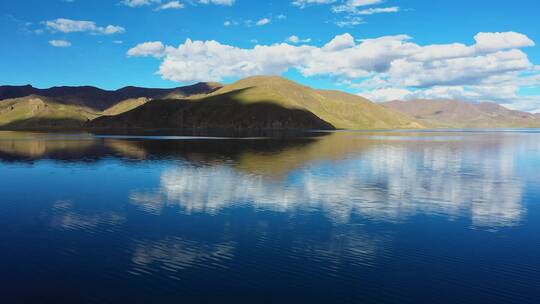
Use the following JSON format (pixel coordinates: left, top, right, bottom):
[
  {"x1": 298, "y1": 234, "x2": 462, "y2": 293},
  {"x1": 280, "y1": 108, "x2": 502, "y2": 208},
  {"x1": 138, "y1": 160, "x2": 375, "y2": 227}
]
[
  {"x1": 127, "y1": 41, "x2": 166, "y2": 57},
  {"x1": 474, "y1": 31, "x2": 535, "y2": 52},
  {"x1": 45, "y1": 18, "x2": 125, "y2": 35},
  {"x1": 128, "y1": 31, "x2": 540, "y2": 111},
  {"x1": 49, "y1": 39, "x2": 71, "y2": 47}
]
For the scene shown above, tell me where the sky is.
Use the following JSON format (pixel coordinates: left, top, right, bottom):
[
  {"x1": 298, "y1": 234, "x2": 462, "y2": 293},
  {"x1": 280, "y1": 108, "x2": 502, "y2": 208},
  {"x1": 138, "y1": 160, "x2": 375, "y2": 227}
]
[{"x1": 1, "y1": 0, "x2": 540, "y2": 112}]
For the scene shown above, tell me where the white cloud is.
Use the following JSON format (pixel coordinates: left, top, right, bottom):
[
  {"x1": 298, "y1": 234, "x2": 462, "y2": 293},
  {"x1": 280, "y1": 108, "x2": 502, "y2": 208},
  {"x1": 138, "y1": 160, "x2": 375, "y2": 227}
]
[
  {"x1": 256, "y1": 18, "x2": 271, "y2": 26},
  {"x1": 101, "y1": 25, "x2": 126, "y2": 34},
  {"x1": 292, "y1": 0, "x2": 337, "y2": 9},
  {"x1": 127, "y1": 41, "x2": 166, "y2": 57},
  {"x1": 474, "y1": 31, "x2": 535, "y2": 52},
  {"x1": 287, "y1": 35, "x2": 312, "y2": 44},
  {"x1": 334, "y1": 16, "x2": 364, "y2": 27},
  {"x1": 348, "y1": 0, "x2": 383, "y2": 6},
  {"x1": 123, "y1": 0, "x2": 233, "y2": 9},
  {"x1": 45, "y1": 18, "x2": 125, "y2": 35},
  {"x1": 356, "y1": 6, "x2": 400, "y2": 15},
  {"x1": 333, "y1": 0, "x2": 387, "y2": 13},
  {"x1": 128, "y1": 31, "x2": 540, "y2": 112},
  {"x1": 121, "y1": 0, "x2": 160, "y2": 7},
  {"x1": 323, "y1": 33, "x2": 355, "y2": 50},
  {"x1": 361, "y1": 87, "x2": 412, "y2": 101},
  {"x1": 46, "y1": 18, "x2": 95, "y2": 33},
  {"x1": 292, "y1": 0, "x2": 399, "y2": 26},
  {"x1": 226, "y1": 16, "x2": 285, "y2": 28},
  {"x1": 49, "y1": 39, "x2": 71, "y2": 47},
  {"x1": 155, "y1": 1, "x2": 184, "y2": 10},
  {"x1": 198, "y1": 0, "x2": 235, "y2": 6}
]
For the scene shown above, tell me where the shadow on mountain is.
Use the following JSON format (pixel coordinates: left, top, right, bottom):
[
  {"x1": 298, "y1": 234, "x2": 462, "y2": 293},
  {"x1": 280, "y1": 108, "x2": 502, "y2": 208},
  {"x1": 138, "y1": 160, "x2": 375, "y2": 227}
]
[{"x1": 88, "y1": 88, "x2": 335, "y2": 132}]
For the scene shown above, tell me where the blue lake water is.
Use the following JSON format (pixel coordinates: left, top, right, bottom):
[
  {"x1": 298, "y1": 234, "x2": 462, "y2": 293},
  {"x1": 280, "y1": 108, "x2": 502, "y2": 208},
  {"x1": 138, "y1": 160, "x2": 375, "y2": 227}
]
[{"x1": 0, "y1": 130, "x2": 539, "y2": 303}]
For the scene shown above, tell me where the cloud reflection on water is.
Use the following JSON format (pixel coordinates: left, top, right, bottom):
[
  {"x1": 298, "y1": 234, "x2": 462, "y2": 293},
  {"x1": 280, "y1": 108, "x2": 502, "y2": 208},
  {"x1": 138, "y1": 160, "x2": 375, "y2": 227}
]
[
  {"x1": 131, "y1": 133, "x2": 527, "y2": 228},
  {"x1": 130, "y1": 237, "x2": 236, "y2": 278}
]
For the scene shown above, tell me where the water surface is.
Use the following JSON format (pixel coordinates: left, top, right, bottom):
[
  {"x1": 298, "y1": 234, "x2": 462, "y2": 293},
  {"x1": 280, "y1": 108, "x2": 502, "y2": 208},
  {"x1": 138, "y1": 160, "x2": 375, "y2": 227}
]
[{"x1": 0, "y1": 130, "x2": 539, "y2": 303}]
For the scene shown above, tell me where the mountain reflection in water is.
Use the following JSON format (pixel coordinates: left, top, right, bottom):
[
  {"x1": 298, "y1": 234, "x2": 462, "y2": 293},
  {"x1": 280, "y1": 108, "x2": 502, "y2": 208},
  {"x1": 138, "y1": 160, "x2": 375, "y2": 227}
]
[
  {"x1": 0, "y1": 130, "x2": 539, "y2": 303},
  {"x1": 0, "y1": 131, "x2": 532, "y2": 227}
]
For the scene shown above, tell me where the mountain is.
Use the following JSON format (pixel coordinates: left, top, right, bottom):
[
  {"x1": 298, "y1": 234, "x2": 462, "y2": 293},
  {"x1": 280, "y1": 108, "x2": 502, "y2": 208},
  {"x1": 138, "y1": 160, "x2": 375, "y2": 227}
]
[
  {"x1": 382, "y1": 99, "x2": 540, "y2": 128},
  {"x1": 0, "y1": 82, "x2": 222, "y2": 111},
  {"x1": 0, "y1": 95, "x2": 99, "y2": 129},
  {"x1": 208, "y1": 76, "x2": 423, "y2": 130},
  {"x1": 0, "y1": 82, "x2": 222, "y2": 130},
  {"x1": 89, "y1": 90, "x2": 335, "y2": 131},
  {"x1": 90, "y1": 76, "x2": 423, "y2": 131},
  {"x1": 102, "y1": 98, "x2": 149, "y2": 116}
]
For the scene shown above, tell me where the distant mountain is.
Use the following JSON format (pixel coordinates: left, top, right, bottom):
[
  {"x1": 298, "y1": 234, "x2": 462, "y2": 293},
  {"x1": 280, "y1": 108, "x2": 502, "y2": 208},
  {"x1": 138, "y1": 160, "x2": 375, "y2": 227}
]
[
  {"x1": 0, "y1": 82, "x2": 222, "y2": 111},
  {"x1": 89, "y1": 76, "x2": 423, "y2": 131},
  {"x1": 382, "y1": 99, "x2": 540, "y2": 128}
]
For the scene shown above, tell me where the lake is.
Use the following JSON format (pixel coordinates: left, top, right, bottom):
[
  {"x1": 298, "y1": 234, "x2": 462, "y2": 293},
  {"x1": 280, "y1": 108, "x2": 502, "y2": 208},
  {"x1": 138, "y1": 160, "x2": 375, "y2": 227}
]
[{"x1": 0, "y1": 130, "x2": 539, "y2": 303}]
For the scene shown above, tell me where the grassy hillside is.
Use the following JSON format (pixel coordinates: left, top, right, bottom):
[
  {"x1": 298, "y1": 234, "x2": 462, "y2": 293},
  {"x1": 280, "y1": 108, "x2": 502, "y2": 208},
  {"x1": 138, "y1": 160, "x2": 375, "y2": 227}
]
[
  {"x1": 0, "y1": 96, "x2": 99, "y2": 129},
  {"x1": 0, "y1": 83, "x2": 222, "y2": 130},
  {"x1": 88, "y1": 76, "x2": 425, "y2": 131},
  {"x1": 89, "y1": 88, "x2": 335, "y2": 131},
  {"x1": 210, "y1": 76, "x2": 423, "y2": 130},
  {"x1": 102, "y1": 98, "x2": 149, "y2": 116},
  {"x1": 383, "y1": 99, "x2": 540, "y2": 128}
]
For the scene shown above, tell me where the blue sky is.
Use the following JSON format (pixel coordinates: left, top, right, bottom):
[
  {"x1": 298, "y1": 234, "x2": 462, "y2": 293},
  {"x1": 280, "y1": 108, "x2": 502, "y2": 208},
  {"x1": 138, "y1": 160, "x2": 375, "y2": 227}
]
[{"x1": 1, "y1": 0, "x2": 540, "y2": 112}]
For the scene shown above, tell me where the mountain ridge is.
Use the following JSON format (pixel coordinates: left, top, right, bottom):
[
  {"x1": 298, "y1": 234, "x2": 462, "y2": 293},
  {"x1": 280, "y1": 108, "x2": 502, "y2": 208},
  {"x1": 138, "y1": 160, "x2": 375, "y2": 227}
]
[
  {"x1": 0, "y1": 82, "x2": 222, "y2": 111},
  {"x1": 382, "y1": 99, "x2": 540, "y2": 128},
  {"x1": 89, "y1": 76, "x2": 423, "y2": 131},
  {"x1": 1, "y1": 76, "x2": 539, "y2": 131}
]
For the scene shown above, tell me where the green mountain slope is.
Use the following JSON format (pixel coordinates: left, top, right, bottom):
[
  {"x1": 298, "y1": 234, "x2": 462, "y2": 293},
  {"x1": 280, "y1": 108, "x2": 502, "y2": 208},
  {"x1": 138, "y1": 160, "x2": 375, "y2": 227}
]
[
  {"x1": 383, "y1": 99, "x2": 540, "y2": 128},
  {"x1": 102, "y1": 98, "x2": 149, "y2": 116},
  {"x1": 88, "y1": 76, "x2": 424, "y2": 131},
  {"x1": 89, "y1": 89, "x2": 335, "y2": 131},
  {"x1": 209, "y1": 76, "x2": 423, "y2": 130},
  {"x1": 0, "y1": 96, "x2": 99, "y2": 129}
]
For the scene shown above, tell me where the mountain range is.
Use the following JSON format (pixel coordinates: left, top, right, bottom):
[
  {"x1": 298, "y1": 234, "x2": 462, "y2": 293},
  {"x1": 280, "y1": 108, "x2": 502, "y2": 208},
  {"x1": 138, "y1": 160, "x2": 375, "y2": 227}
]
[
  {"x1": 383, "y1": 99, "x2": 540, "y2": 128},
  {"x1": 1, "y1": 76, "x2": 539, "y2": 131}
]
